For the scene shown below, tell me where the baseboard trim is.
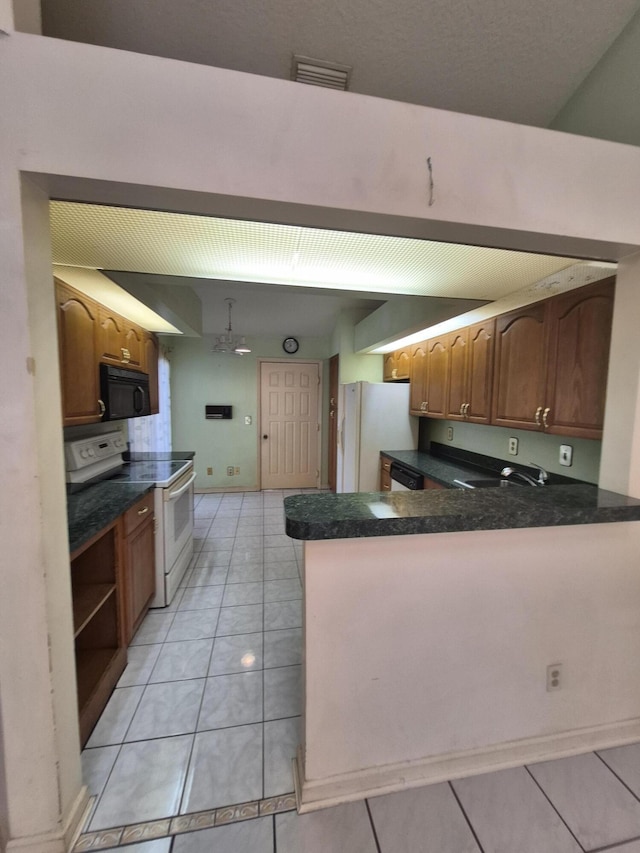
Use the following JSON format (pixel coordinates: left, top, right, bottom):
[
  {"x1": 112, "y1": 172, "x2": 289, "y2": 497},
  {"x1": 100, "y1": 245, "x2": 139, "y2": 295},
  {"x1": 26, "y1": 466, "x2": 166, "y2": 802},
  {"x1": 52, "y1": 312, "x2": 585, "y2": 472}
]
[
  {"x1": 6, "y1": 785, "x2": 90, "y2": 853},
  {"x1": 296, "y1": 718, "x2": 640, "y2": 813}
]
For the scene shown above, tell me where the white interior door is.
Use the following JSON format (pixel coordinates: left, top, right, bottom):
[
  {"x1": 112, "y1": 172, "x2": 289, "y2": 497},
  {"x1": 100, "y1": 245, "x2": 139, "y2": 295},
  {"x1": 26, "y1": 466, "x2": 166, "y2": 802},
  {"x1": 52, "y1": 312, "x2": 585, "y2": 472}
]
[{"x1": 260, "y1": 361, "x2": 320, "y2": 489}]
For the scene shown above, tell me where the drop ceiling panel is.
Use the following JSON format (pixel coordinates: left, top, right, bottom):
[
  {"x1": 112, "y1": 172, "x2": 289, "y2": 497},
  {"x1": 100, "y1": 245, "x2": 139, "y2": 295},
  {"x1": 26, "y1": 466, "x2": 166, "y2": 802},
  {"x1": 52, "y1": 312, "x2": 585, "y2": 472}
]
[{"x1": 50, "y1": 202, "x2": 580, "y2": 301}]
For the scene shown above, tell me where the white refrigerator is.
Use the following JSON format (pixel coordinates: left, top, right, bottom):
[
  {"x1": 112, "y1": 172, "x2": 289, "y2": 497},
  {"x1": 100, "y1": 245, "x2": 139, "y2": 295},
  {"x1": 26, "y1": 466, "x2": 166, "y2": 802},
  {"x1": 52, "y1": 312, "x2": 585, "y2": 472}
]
[{"x1": 337, "y1": 382, "x2": 418, "y2": 493}]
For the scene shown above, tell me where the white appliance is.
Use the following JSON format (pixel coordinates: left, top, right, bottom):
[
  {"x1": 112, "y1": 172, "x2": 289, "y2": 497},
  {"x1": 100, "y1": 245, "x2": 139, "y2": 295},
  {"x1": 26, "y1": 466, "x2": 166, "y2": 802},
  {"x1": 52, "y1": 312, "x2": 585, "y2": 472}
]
[
  {"x1": 64, "y1": 430, "x2": 195, "y2": 607},
  {"x1": 337, "y1": 382, "x2": 418, "y2": 492}
]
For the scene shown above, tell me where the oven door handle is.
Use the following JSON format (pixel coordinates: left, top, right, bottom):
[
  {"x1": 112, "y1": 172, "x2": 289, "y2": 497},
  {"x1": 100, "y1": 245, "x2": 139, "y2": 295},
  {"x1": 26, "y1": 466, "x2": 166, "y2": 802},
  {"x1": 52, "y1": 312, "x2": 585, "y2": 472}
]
[{"x1": 166, "y1": 471, "x2": 197, "y2": 501}]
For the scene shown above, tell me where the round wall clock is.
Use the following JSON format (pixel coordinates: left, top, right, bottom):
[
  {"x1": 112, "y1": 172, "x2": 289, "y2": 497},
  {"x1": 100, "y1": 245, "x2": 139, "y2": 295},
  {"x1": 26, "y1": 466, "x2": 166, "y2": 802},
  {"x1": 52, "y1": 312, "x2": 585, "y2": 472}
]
[{"x1": 282, "y1": 337, "x2": 299, "y2": 354}]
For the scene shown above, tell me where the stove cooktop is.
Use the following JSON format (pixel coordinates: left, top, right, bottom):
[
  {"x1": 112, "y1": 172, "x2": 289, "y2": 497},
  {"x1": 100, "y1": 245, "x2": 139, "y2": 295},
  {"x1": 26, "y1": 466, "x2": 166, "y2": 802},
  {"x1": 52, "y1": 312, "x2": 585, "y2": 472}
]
[{"x1": 108, "y1": 459, "x2": 192, "y2": 488}]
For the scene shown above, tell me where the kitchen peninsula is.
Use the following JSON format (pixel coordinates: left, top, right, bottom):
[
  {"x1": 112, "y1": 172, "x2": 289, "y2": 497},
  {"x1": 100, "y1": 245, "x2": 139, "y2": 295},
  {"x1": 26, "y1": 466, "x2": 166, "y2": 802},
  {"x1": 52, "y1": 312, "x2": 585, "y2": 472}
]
[{"x1": 285, "y1": 485, "x2": 640, "y2": 813}]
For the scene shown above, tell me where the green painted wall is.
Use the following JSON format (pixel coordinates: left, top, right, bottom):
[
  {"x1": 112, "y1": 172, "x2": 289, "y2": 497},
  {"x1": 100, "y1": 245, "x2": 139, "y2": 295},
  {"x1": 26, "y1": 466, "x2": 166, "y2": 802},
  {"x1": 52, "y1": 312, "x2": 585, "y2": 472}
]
[
  {"x1": 330, "y1": 308, "x2": 383, "y2": 383},
  {"x1": 168, "y1": 333, "x2": 332, "y2": 490},
  {"x1": 423, "y1": 419, "x2": 601, "y2": 483}
]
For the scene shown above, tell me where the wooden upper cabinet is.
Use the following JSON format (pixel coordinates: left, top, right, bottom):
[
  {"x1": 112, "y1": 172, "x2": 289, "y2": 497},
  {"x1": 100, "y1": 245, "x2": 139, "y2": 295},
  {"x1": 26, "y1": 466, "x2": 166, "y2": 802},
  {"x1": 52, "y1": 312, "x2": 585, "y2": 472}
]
[
  {"x1": 97, "y1": 306, "x2": 126, "y2": 365},
  {"x1": 144, "y1": 332, "x2": 160, "y2": 415},
  {"x1": 544, "y1": 278, "x2": 615, "y2": 439},
  {"x1": 492, "y1": 302, "x2": 549, "y2": 430},
  {"x1": 424, "y1": 337, "x2": 449, "y2": 418},
  {"x1": 409, "y1": 342, "x2": 428, "y2": 414},
  {"x1": 383, "y1": 347, "x2": 410, "y2": 381},
  {"x1": 466, "y1": 319, "x2": 495, "y2": 424},
  {"x1": 445, "y1": 329, "x2": 468, "y2": 419},
  {"x1": 123, "y1": 322, "x2": 144, "y2": 370},
  {"x1": 383, "y1": 351, "x2": 397, "y2": 382},
  {"x1": 55, "y1": 279, "x2": 102, "y2": 426}
]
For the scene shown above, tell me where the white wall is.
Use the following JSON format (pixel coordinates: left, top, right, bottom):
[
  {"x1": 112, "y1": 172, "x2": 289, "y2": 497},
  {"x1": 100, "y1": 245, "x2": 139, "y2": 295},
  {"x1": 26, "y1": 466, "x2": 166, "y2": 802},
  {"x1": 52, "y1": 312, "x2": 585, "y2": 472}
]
[
  {"x1": 170, "y1": 334, "x2": 331, "y2": 489},
  {"x1": 301, "y1": 522, "x2": 640, "y2": 807},
  {"x1": 3, "y1": 24, "x2": 640, "y2": 849},
  {"x1": 330, "y1": 309, "x2": 383, "y2": 384}
]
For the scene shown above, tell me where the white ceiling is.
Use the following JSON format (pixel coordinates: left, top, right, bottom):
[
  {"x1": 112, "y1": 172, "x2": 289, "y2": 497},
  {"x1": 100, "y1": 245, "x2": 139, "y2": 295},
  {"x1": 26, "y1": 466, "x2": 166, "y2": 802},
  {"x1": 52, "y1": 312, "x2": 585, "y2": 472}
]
[{"x1": 40, "y1": 0, "x2": 640, "y2": 127}]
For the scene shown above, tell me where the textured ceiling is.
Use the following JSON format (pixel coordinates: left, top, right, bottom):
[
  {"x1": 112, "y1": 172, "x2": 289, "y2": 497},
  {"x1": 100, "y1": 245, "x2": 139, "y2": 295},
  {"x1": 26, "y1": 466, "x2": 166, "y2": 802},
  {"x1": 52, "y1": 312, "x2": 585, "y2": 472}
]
[
  {"x1": 50, "y1": 202, "x2": 580, "y2": 302},
  {"x1": 40, "y1": 0, "x2": 640, "y2": 126}
]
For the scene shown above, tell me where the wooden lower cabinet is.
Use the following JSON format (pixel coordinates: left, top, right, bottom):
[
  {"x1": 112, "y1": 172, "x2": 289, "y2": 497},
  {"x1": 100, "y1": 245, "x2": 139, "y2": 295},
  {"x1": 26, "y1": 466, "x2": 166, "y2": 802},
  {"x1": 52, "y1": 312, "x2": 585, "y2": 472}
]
[
  {"x1": 121, "y1": 493, "x2": 156, "y2": 645},
  {"x1": 424, "y1": 477, "x2": 446, "y2": 490},
  {"x1": 71, "y1": 493, "x2": 156, "y2": 745},
  {"x1": 380, "y1": 455, "x2": 392, "y2": 491},
  {"x1": 71, "y1": 521, "x2": 127, "y2": 747}
]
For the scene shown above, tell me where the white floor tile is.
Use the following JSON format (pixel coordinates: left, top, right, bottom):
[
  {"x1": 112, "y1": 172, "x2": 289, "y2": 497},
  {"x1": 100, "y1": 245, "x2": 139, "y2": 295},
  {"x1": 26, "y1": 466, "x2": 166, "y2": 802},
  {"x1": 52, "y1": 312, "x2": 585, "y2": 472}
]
[
  {"x1": 148, "y1": 638, "x2": 213, "y2": 683},
  {"x1": 368, "y1": 784, "x2": 480, "y2": 853},
  {"x1": 216, "y1": 604, "x2": 263, "y2": 636},
  {"x1": 264, "y1": 599, "x2": 301, "y2": 630},
  {"x1": 86, "y1": 686, "x2": 144, "y2": 748},
  {"x1": 529, "y1": 752, "x2": 640, "y2": 850},
  {"x1": 209, "y1": 632, "x2": 263, "y2": 675},
  {"x1": 173, "y1": 818, "x2": 274, "y2": 853},
  {"x1": 130, "y1": 612, "x2": 175, "y2": 646},
  {"x1": 275, "y1": 801, "x2": 377, "y2": 853},
  {"x1": 180, "y1": 724, "x2": 263, "y2": 812},
  {"x1": 178, "y1": 585, "x2": 224, "y2": 610},
  {"x1": 90, "y1": 735, "x2": 193, "y2": 829},
  {"x1": 116, "y1": 644, "x2": 162, "y2": 687},
  {"x1": 264, "y1": 666, "x2": 301, "y2": 721},
  {"x1": 81, "y1": 744, "x2": 120, "y2": 804},
  {"x1": 166, "y1": 608, "x2": 220, "y2": 641},
  {"x1": 263, "y1": 579, "x2": 301, "y2": 602},
  {"x1": 264, "y1": 561, "x2": 299, "y2": 580},
  {"x1": 264, "y1": 716, "x2": 299, "y2": 796},
  {"x1": 263, "y1": 628, "x2": 301, "y2": 668},
  {"x1": 222, "y1": 581, "x2": 263, "y2": 606},
  {"x1": 125, "y1": 679, "x2": 205, "y2": 741},
  {"x1": 452, "y1": 766, "x2": 582, "y2": 853},
  {"x1": 198, "y1": 671, "x2": 263, "y2": 730},
  {"x1": 599, "y1": 742, "x2": 640, "y2": 798}
]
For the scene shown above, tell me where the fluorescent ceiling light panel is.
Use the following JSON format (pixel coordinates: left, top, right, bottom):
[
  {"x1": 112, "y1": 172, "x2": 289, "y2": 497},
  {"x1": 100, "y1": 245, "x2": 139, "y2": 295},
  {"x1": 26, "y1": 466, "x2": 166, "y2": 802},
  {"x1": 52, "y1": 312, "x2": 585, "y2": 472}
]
[{"x1": 50, "y1": 202, "x2": 581, "y2": 302}]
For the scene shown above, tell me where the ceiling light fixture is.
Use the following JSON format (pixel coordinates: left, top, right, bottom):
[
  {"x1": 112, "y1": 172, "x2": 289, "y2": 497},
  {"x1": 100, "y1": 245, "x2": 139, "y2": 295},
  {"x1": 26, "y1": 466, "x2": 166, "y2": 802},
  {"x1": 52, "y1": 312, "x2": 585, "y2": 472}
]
[{"x1": 212, "y1": 298, "x2": 251, "y2": 355}]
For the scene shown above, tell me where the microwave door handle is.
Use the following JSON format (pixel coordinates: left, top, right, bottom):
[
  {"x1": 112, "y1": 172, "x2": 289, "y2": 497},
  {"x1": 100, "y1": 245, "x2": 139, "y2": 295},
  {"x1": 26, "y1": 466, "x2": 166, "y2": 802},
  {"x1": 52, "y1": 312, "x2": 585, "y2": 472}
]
[
  {"x1": 133, "y1": 385, "x2": 145, "y2": 413},
  {"x1": 167, "y1": 471, "x2": 197, "y2": 501}
]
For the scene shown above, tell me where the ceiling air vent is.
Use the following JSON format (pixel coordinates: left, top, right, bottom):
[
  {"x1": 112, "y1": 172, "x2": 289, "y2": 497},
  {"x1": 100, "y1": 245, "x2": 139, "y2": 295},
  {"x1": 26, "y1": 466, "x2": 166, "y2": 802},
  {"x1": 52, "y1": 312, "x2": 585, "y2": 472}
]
[{"x1": 291, "y1": 55, "x2": 352, "y2": 91}]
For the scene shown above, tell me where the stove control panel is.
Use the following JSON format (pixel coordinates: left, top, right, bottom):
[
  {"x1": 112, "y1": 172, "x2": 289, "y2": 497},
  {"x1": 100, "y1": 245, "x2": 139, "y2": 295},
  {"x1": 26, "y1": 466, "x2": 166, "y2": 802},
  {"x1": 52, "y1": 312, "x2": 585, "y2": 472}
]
[{"x1": 64, "y1": 430, "x2": 126, "y2": 472}]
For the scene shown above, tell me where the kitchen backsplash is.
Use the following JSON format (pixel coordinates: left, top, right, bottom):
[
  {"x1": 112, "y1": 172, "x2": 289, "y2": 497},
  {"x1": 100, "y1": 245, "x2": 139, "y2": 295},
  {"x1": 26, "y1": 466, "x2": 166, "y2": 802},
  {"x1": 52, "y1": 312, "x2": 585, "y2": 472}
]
[{"x1": 419, "y1": 419, "x2": 601, "y2": 484}]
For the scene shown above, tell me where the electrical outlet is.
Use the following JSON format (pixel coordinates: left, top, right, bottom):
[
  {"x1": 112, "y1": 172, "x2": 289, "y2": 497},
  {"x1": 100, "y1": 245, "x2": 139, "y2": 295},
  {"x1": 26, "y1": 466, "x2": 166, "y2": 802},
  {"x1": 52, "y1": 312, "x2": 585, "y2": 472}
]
[
  {"x1": 447, "y1": 427, "x2": 453, "y2": 441},
  {"x1": 206, "y1": 467, "x2": 213, "y2": 476},
  {"x1": 546, "y1": 663, "x2": 562, "y2": 692},
  {"x1": 234, "y1": 467, "x2": 240, "y2": 474},
  {"x1": 508, "y1": 437, "x2": 518, "y2": 456},
  {"x1": 227, "y1": 466, "x2": 234, "y2": 476},
  {"x1": 559, "y1": 444, "x2": 573, "y2": 466},
  {"x1": 245, "y1": 415, "x2": 252, "y2": 425}
]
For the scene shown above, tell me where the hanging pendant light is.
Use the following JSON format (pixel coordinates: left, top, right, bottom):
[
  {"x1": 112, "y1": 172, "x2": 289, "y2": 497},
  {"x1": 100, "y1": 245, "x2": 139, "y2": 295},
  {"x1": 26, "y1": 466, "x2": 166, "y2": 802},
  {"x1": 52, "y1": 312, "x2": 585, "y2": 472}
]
[{"x1": 211, "y1": 298, "x2": 252, "y2": 355}]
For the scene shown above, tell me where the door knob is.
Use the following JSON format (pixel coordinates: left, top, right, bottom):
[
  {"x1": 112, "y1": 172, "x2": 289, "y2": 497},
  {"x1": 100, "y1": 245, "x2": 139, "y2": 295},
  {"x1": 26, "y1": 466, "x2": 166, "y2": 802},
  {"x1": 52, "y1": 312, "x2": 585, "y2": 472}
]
[{"x1": 263, "y1": 434, "x2": 268, "y2": 439}]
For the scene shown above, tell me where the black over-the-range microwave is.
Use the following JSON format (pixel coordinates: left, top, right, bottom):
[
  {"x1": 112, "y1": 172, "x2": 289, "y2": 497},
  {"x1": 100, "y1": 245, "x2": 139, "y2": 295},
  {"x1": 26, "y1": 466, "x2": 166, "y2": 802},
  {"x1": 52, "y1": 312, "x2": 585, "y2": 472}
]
[{"x1": 100, "y1": 364, "x2": 151, "y2": 420}]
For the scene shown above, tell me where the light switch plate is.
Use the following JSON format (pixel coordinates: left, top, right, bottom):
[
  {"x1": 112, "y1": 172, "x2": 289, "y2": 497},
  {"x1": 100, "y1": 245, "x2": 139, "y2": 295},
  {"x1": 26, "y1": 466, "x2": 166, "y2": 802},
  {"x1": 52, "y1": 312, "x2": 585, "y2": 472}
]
[
  {"x1": 559, "y1": 444, "x2": 573, "y2": 466},
  {"x1": 508, "y1": 437, "x2": 518, "y2": 456}
]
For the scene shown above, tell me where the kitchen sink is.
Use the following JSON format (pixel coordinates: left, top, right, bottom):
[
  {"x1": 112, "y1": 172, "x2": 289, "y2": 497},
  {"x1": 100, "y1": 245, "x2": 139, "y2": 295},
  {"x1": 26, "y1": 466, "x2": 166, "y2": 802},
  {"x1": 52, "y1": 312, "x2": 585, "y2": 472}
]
[{"x1": 453, "y1": 477, "x2": 521, "y2": 489}]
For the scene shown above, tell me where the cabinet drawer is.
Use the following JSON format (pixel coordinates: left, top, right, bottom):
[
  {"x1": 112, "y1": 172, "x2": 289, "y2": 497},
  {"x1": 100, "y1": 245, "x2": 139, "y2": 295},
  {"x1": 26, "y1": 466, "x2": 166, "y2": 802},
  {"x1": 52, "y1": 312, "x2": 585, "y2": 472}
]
[{"x1": 123, "y1": 492, "x2": 154, "y2": 537}]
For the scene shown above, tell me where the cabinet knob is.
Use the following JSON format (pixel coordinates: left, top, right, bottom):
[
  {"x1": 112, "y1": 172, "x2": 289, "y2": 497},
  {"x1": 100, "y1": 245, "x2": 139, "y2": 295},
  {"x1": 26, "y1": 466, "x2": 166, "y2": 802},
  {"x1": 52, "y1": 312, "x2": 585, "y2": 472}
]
[
  {"x1": 137, "y1": 506, "x2": 149, "y2": 516},
  {"x1": 534, "y1": 406, "x2": 543, "y2": 426},
  {"x1": 459, "y1": 403, "x2": 465, "y2": 416},
  {"x1": 98, "y1": 399, "x2": 106, "y2": 416},
  {"x1": 542, "y1": 407, "x2": 550, "y2": 429}
]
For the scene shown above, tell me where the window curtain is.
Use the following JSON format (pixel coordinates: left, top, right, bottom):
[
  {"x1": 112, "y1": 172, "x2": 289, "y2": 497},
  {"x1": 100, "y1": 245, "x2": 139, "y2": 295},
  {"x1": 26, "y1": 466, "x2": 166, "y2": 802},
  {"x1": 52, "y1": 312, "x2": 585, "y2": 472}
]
[{"x1": 128, "y1": 347, "x2": 172, "y2": 452}]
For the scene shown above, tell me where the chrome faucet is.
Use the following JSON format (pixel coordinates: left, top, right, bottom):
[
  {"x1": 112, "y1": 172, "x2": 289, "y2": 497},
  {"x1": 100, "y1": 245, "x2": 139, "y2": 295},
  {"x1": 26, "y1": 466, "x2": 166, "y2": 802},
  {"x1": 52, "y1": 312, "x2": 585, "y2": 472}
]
[
  {"x1": 529, "y1": 462, "x2": 549, "y2": 485},
  {"x1": 500, "y1": 466, "x2": 541, "y2": 487}
]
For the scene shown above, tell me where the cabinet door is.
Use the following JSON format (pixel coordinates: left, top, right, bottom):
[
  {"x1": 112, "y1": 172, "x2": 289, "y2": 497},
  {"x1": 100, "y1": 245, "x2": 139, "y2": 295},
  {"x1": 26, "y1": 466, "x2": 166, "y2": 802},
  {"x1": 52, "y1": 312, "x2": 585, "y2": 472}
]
[
  {"x1": 492, "y1": 303, "x2": 549, "y2": 430},
  {"x1": 409, "y1": 342, "x2": 428, "y2": 415},
  {"x1": 122, "y1": 503, "x2": 156, "y2": 644},
  {"x1": 424, "y1": 337, "x2": 449, "y2": 418},
  {"x1": 123, "y1": 322, "x2": 144, "y2": 370},
  {"x1": 446, "y1": 329, "x2": 468, "y2": 420},
  {"x1": 55, "y1": 280, "x2": 102, "y2": 426},
  {"x1": 97, "y1": 306, "x2": 127, "y2": 365},
  {"x1": 379, "y1": 455, "x2": 392, "y2": 491},
  {"x1": 466, "y1": 319, "x2": 495, "y2": 424},
  {"x1": 545, "y1": 278, "x2": 615, "y2": 439},
  {"x1": 383, "y1": 352, "x2": 397, "y2": 381},
  {"x1": 395, "y1": 348, "x2": 411, "y2": 380},
  {"x1": 144, "y1": 332, "x2": 160, "y2": 415}
]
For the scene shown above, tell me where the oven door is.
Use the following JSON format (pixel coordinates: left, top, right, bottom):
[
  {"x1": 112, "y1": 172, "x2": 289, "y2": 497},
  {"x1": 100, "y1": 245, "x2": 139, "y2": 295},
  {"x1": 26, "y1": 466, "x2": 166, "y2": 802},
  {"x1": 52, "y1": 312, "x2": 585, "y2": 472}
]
[{"x1": 162, "y1": 466, "x2": 196, "y2": 572}]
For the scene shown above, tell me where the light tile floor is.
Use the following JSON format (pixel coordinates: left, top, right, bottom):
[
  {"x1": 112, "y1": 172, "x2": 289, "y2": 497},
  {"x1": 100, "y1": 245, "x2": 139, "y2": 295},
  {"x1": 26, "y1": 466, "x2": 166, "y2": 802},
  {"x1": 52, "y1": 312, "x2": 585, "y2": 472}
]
[{"x1": 80, "y1": 490, "x2": 640, "y2": 852}]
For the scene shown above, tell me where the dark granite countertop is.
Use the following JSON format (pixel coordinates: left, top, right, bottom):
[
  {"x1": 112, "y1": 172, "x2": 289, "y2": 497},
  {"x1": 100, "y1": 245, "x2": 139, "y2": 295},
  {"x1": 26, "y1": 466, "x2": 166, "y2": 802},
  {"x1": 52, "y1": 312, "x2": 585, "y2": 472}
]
[
  {"x1": 284, "y1": 485, "x2": 640, "y2": 540},
  {"x1": 67, "y1": 481, "x2": 154, "y2": 555},
  {"x1": 380, "y1": 449, "x2": 485, "y2": 487}
]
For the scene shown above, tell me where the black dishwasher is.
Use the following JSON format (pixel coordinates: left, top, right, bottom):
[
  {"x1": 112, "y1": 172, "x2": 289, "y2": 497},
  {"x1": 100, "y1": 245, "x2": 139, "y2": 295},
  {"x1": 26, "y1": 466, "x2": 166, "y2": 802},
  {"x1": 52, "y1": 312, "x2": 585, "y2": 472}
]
[{"x1": 389, "y1": 462, "x2": 424, "y2": 491}]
